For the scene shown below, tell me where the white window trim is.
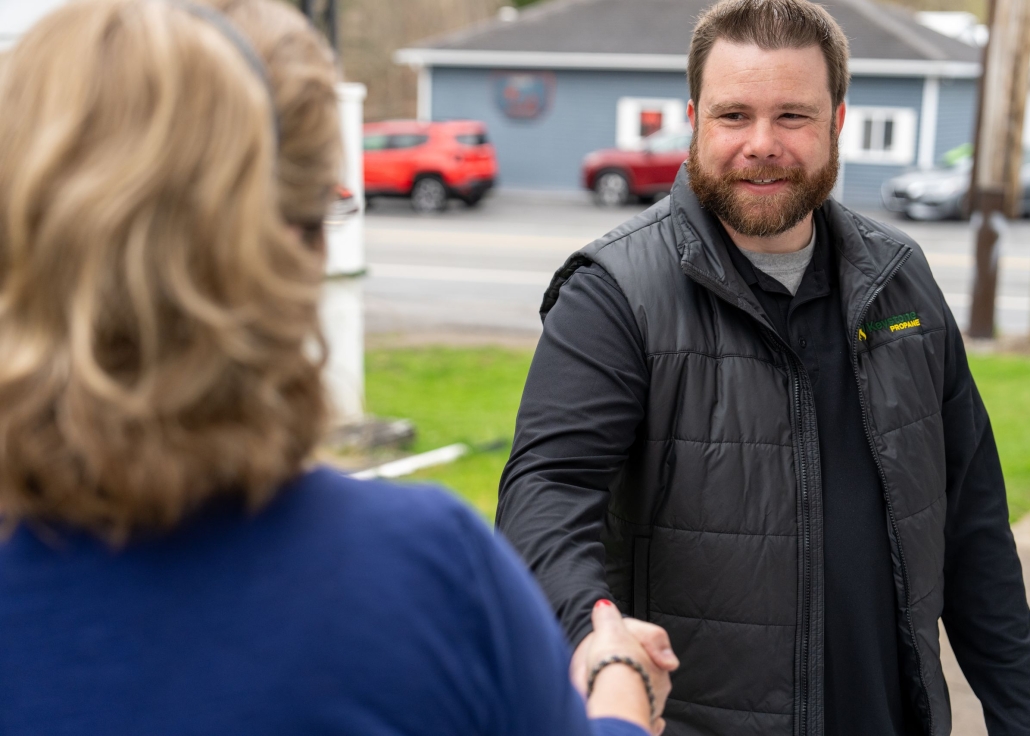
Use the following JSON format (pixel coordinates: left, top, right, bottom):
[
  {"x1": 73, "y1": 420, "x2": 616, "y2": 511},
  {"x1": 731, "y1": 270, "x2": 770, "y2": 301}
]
[
  {"x1": 616, "y1": 97, "x2": 686, "y2": 150},
  {"x1": 917, "y1": 77, "x2": 940, "y2": 169},
  {"x1": 841, "y1": 106, "x2": 918, "y2": 166}
]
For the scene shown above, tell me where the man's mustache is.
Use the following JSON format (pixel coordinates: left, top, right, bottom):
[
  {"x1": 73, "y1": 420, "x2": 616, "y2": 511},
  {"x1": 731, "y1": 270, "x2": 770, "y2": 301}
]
[{"x1": 721, "y1": 166, "x2": 807, "y2": 184}]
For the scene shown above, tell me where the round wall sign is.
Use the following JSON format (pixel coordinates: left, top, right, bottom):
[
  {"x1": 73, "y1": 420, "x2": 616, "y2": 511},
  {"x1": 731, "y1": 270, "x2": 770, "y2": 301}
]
[{"x1": 493, "y1": 72, "x2": 556, "y2": 121}]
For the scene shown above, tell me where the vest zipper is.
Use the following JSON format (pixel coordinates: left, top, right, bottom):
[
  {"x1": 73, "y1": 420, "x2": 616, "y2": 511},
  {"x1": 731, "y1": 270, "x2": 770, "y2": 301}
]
[
  {"x1": 682, "y1": 262, "x2": 819, "y2": 736},
  {"x1": 755, "y1": 330, "x2": 817, "y2": 736},
  {"x1": 785, "y1": 354, "x2": 814, "y2": 736},
  {"x1": 848, "y1": 250, "x2": 934, "y2": 736}
]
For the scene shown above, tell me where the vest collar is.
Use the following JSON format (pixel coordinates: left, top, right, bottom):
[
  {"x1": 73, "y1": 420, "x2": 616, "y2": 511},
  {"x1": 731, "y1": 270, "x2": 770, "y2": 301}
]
[{"x1": 669, "y1": 165, "x2": 912, "y2": 341}]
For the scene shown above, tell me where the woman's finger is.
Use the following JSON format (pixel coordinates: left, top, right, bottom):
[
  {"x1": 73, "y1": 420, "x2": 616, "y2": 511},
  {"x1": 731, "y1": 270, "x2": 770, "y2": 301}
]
[{"x1": 590, "y1": 598, "x2": 623, "y2": 633}]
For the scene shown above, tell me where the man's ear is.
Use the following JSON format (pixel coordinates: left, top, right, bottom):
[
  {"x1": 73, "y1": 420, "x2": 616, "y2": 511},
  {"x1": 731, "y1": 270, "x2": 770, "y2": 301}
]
[
  {"x1": 834, "y1": 102, "x2": 846, "y2": 136},
  {"x1": 687, "y1": 99, "x2": 697, "y2": 131}
]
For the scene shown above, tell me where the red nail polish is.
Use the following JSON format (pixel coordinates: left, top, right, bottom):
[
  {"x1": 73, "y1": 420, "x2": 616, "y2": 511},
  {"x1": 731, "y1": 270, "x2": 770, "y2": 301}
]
[{"x1": 596, "y1": 599, "x2": 613, "y2": 608}]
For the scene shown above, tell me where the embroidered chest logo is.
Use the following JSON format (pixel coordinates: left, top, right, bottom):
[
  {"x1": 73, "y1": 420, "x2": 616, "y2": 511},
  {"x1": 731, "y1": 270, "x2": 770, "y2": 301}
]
[{"x1": 858, "y1": 311, "x2": 920, "y2": 341}]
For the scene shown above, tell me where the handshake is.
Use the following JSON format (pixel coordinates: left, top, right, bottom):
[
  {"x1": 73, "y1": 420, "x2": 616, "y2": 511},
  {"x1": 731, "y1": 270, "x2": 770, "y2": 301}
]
[{"x1": 570, "y1": 600, "x2": 680, "y2": 736}]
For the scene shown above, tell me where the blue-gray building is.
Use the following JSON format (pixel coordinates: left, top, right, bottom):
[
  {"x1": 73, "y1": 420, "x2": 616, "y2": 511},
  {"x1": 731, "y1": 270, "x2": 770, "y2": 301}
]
[{"x1": 396, "y1": 0, "x2": 982, "y2": 208}]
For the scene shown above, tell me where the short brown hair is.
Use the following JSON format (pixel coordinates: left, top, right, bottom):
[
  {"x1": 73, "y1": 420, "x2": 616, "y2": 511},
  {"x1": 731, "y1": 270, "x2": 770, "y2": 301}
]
[
  {"x1": 688, "y1": 0, "x2": 850, "y2": 109},
  {"x1": 0, "y1": 0, "x2": 339, "y2": 542}
]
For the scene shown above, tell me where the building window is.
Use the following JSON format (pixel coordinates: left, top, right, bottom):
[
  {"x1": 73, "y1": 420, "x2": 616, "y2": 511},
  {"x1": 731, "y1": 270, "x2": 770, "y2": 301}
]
[
  {"x1": 841, "y1": 107, "x2": 917, "y2": 165},
  {"x1": 616, "y1": 97, "x2": 687, "y2": 150}
]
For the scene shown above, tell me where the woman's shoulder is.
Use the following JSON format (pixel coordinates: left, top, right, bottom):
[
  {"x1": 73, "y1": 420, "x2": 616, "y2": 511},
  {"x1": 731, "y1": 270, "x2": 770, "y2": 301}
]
[
  {"x1": 283, "y1": 464, "x2": 477, "y2": 527},
  {"x1": 270, "y1": 465, "x2": 492, "y2": 569}
]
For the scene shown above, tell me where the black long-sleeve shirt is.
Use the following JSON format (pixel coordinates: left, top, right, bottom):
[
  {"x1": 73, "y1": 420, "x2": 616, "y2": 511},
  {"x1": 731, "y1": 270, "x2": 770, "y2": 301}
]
[{"x1": 497, "y1": 217, "x2": 1030, "y2": 734}]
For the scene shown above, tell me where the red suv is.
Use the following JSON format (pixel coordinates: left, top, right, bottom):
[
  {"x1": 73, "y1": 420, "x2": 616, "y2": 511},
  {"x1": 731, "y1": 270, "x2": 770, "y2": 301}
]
[
  {"x1": 364, "y1": 120, "x2": 498, "y2": 213},
  {"x1": 582, "y1": 128, "x2": 692, "y2": 206}
]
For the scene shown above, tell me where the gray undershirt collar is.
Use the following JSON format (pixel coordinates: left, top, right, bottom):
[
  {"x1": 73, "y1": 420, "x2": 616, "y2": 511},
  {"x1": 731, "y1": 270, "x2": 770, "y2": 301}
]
[{"x1": 736, "y1": 226, "x2": 816, "y2": 296}]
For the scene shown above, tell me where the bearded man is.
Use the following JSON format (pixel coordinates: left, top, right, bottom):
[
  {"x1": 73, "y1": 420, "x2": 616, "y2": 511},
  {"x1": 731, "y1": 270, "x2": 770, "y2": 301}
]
[{"x1": 496, "y1": 0, "x2": 1030, "y2": 734}]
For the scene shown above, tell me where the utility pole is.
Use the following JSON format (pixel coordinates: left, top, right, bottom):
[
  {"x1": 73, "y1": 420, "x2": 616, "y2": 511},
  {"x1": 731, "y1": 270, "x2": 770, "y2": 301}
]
[{"x1": 968, "y1": 0, "x2": 1030, "y2": 338}]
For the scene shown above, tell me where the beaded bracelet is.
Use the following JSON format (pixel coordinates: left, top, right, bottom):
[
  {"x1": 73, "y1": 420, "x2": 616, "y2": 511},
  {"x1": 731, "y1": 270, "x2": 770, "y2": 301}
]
[{"x1": 585, "y1": 654, "x2": 656, "y2": 722}]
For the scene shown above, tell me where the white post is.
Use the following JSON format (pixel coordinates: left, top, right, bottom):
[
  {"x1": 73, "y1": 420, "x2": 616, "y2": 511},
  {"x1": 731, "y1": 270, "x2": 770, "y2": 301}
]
[
  {"x1": 417, "y1": 65, "x2": 432, "y2": 122},
  {"x1": 918, "y1": 76, "x2": 940, "y2": 170},
  {"x1": 325, "y1": 82, "x2": 366, "y2": 275},
  {"x1": 321, "y1": 82, "x2": 367, "y2": 426}
]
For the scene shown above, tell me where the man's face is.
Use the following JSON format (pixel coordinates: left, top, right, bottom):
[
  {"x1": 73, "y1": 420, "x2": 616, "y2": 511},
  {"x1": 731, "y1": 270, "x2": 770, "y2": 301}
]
[{"x1": 686, "y1": 41, "x2": 845, "y2": 238}]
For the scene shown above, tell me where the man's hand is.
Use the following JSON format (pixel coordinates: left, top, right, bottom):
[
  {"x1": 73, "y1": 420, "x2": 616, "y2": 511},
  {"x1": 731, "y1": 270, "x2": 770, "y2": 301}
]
[{"x1": 570, "y1": 604, "x2": 679, "y2": 735}]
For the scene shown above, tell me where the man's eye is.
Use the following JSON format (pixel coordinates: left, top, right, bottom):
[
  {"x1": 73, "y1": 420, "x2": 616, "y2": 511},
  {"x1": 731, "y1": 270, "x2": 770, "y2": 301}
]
[
  {"x1": 722, "y1": 113, "x2": 745, "y2": 120},
  {"x1": 782, "y1": 114, "x2": 807, "y2": 120}
]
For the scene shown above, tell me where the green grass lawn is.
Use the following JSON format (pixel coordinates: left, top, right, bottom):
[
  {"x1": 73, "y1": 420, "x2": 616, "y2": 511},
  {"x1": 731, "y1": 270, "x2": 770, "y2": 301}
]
[
  {"x1": 365, "y1": 346, "x2": 1030, "y2": 523},
  {"x1": 364, "y1": 347, "x2": 533, "y2": 518},
  {"x1": 968, "y1": 354, "x2": 1030, "y2": 521}
]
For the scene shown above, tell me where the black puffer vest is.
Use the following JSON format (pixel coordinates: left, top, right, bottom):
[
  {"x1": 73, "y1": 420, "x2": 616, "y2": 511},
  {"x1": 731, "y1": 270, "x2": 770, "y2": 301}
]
[{"x1": 541, "y1": 171, "x2": 951, "y2": 736}]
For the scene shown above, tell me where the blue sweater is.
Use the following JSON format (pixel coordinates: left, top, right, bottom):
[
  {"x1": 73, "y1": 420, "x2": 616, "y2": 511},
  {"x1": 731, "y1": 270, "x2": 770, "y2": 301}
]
[{"x1": 0, "y1": 467, "x2": 646, "y2": 736}]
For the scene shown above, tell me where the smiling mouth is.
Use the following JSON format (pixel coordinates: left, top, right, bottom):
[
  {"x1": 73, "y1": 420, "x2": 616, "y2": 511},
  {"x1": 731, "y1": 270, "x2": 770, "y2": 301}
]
[{"x1": 747, "y1": 179, "x2": 781, "y2": 184}]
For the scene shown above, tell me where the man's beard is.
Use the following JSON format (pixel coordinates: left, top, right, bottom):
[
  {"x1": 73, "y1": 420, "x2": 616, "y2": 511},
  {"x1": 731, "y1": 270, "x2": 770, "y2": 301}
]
[{"x1": 686, "y1": 133, "x2": 839, "y2": 238}]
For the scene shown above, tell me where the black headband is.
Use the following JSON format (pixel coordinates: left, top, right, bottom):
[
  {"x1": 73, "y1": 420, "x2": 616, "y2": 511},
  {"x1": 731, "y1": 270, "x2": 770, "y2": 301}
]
[{"x1": 169, "y1": 1, "x2": 280, "y2": 145}]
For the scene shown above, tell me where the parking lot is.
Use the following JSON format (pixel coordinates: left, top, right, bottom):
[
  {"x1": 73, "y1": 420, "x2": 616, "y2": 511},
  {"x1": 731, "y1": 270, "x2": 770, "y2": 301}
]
[{"x1": 363, "y1": 191, "x2": 1030, "y2": 340}]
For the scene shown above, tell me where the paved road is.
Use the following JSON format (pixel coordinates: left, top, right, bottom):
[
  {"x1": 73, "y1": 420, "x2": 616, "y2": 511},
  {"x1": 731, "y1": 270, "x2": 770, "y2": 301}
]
[{"x1": 363, "y1": 192, "x2": 1030, "y2": 338}]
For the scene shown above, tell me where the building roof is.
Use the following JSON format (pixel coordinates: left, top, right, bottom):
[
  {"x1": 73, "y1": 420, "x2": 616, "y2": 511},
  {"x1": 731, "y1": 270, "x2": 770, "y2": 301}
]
[{"x1": 396, "y1": 0, "x2": 982, "y2": 77}]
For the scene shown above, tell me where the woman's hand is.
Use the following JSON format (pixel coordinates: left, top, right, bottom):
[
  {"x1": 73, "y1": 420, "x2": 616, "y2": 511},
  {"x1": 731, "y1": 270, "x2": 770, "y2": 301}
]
[{"x1": 574, "y1": 600, "x2": 678, "y2": 735}]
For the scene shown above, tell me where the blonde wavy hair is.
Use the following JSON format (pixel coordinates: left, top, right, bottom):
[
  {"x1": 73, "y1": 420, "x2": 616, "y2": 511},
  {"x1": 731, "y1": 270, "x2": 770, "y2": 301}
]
[{"x1": 0, "y1": 0, "x2": 341, "y2": 542}]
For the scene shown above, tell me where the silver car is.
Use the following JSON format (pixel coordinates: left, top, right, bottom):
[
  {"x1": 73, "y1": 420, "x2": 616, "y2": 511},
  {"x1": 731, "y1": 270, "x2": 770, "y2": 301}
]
[{"x1": 881, "y1": 151, "x2": 1030, "y2": 220}]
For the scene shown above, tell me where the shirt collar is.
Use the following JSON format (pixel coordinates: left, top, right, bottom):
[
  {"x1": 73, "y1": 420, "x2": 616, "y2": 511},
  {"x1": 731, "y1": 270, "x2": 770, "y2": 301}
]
[{"x1": 721, "y1": 210, "x2": 832, "y2": 299}]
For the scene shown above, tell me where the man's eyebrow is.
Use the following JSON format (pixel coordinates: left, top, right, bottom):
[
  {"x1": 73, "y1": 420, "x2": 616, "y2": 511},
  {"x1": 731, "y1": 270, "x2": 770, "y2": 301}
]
[
  {"x1": 706, "y1": 101, "x2": 750, "y2": 116},
  {"x1": 705, "y1": 102, "x2": 823, "y2": 116},
  {"x1": 779, "y1": 102, "x2": 821, "y2": 115}
]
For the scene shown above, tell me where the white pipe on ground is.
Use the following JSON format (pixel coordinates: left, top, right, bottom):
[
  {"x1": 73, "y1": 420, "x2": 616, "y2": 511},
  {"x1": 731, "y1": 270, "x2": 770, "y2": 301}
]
[{"x1": 352, "y1": 444, "x2": 470, "y2": 480}]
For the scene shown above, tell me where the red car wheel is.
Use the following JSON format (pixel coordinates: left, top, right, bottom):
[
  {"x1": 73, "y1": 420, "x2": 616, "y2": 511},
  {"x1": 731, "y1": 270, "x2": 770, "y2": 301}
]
[{"x1": 594, "y1": 170, "x2": 631, "y2": 207}]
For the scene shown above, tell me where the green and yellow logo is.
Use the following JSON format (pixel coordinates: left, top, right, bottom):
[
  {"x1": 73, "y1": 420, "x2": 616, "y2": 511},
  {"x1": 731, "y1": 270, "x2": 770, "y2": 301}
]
[{"x1": 858, "y1": 311, "x2": 920, "y2": 341}]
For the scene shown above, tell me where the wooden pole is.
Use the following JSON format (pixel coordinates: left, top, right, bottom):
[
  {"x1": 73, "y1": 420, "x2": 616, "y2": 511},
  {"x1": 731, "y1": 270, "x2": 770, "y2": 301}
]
[{"x1": 968, "y1": 0, "x2": 1030, "y2": 338}]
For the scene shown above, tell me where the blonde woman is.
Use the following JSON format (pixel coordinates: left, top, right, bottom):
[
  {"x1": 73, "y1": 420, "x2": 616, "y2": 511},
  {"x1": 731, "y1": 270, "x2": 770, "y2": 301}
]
[{"x1": 0, "y1": 2, "x2": 675, "y2": 734}]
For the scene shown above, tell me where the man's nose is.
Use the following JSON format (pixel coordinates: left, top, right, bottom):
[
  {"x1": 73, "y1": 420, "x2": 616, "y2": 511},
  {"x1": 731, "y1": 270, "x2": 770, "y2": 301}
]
[{"x1": 742, "y1": 119, "x2": 782, "y2": 160}]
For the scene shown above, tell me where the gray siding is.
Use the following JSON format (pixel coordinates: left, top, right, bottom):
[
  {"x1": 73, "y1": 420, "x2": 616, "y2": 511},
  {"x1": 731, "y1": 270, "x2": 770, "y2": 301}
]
[
  {"x1": 841, "y1": 163, "x2": 908, "y2": 208},
  {"x1": 431, "y1": 67, "x2": 689, "y2": 190},
  {"x1": 841, "y1": 76, "x2": 923, "y2": 208},
  {"x1": 847, "y1": 75, "x2": 925, "y2": 109},
  {"x1": 935, "y1": 78, "x2": 978, "y2": 161}
]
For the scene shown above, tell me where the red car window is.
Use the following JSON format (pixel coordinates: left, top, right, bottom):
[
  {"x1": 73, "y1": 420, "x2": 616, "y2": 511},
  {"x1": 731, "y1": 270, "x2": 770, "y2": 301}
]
[
  {"x1": 455, "y1": 132, "x2": 489, "y2": 146},
  {"x1": 389, "y1": 134, "x2": 428, "y2": 149}
]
